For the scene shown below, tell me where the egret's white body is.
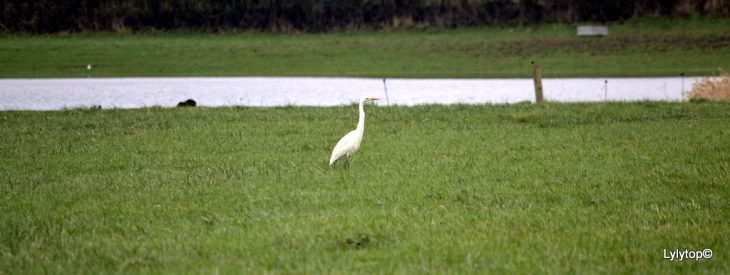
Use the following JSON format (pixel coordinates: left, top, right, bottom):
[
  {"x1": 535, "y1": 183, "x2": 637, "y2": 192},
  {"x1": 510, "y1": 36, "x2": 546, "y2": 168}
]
[{"x1": 329, "y1": 97, "x2": 378, "y2": 166}]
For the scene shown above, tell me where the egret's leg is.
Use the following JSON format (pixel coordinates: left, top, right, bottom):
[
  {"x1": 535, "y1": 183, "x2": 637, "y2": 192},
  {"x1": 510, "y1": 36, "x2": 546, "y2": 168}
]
[{"x1": 344, "y1": 158, "x2": 350, "y2": 168}]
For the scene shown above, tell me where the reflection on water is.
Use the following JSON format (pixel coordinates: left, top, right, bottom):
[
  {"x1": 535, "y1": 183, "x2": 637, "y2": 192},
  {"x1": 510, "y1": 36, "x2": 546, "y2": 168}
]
[{"x1": 0, "y1": 77, "x2": 699, "y2": 110}]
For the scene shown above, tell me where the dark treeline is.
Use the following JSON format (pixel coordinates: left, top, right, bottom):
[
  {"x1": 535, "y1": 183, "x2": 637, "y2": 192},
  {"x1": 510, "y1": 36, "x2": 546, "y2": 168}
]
[{"x1": 1, "y1": 0, "x2": 729, "y2": 33}]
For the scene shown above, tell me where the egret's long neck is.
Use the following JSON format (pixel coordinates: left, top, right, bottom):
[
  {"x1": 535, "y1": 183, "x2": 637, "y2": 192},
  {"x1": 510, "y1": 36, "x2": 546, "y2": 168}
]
[{"x1": 356, "y1": 99, "x2": 366, "y2": 131}]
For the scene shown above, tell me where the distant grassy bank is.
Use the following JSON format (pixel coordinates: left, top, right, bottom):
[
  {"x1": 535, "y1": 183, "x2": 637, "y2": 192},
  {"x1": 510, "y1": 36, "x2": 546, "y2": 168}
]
[
  {"x1": 1, "y1": 102, "x2": 730, "y2": 273},
  {"x1": 1, "y1": 17, "x2": 729, "y2": 78}
]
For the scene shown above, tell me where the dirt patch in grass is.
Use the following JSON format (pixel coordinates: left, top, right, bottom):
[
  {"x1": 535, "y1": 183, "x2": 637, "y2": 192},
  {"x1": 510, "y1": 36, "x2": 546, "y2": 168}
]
[{"x1": 495, "y1": 35, "x2": 730, "y2": 56}]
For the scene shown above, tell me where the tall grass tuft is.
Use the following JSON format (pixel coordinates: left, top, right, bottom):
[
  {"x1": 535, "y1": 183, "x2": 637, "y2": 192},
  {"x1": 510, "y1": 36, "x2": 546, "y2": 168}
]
[{"x1": 684, "y1": 69, "x2": 730, "y2": 101}]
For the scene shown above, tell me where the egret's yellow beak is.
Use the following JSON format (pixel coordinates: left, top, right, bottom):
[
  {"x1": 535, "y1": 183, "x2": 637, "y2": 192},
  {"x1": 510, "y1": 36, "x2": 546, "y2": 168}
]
[{"x1": 371, "y1": 98, "x2": 379, "y2": 100}]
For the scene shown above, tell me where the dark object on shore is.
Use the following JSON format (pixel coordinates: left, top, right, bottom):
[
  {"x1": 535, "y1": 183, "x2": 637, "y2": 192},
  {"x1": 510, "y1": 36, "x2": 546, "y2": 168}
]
[{"x1": 177, "y1": 99, "x2": 196, "y2": 107}]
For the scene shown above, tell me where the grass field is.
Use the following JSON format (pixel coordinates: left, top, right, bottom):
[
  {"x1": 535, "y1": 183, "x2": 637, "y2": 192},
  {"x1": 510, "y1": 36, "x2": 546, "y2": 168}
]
[
  {"x1": 1, "y1": 102, "x2": 729, "y2": 273},
  {"x1": 1, "y1": 16, "x2": 729, "y2": 78}
]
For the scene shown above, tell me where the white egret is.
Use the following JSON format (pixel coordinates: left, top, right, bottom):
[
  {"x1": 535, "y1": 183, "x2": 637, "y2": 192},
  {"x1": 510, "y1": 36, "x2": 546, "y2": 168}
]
[{"x1": 329, "y1": 97, "x2": 379, "y2": 167}]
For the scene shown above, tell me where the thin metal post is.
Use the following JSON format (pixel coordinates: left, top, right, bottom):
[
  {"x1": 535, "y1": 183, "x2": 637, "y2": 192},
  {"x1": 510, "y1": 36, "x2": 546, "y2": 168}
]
[{"x1": 382, "y1": 79, "x2": 390, "y2": 106}]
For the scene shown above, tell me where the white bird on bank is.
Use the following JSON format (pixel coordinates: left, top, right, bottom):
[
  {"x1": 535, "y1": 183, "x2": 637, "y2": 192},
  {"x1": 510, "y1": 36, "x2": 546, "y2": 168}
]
[{"x1": 329, "y1": 97, "x2": 379, "y2": 167}]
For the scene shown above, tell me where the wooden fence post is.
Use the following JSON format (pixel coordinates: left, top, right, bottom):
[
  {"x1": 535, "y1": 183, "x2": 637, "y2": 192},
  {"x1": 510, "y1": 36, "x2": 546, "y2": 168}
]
[{"x1": 532, "y1": 61, "x2": 543, "y2": 103}]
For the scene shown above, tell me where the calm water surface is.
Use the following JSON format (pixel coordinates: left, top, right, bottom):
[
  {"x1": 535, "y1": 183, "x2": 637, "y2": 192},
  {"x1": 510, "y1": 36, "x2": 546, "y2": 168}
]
[{"x1": 0, "y1": 77, "x2": 698, "y2": 110}]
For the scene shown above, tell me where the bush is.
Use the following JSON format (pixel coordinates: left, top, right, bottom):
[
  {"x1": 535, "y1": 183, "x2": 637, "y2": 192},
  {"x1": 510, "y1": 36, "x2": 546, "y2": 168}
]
[
  {"x1": 1, "y1": 0, "x2": 729, "y2": 33},
  {"x1": 684, "y1": 69, "x2": 730, "y2": 102}
]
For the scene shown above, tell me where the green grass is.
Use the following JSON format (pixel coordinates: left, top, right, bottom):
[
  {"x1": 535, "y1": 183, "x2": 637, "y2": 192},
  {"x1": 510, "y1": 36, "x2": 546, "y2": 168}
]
[
  {"x1": 2, "y1": 102, "x2": 730, "y2": 273},
  {"x1": 1, "y1": 16, "x2": 729, "y2": 78}
]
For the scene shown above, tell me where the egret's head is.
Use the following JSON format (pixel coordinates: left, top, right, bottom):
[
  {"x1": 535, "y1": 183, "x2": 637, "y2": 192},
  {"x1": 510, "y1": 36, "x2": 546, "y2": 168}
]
[{"x1": 364, "y1": 97, "x2": 379, "y2": 102}]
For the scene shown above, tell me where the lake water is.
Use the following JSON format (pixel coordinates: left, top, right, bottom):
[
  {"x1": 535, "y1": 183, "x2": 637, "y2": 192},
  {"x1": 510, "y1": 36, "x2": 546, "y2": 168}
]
[{"x1": 0, "y1": 77, "x2": 700, "y2": 110}]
